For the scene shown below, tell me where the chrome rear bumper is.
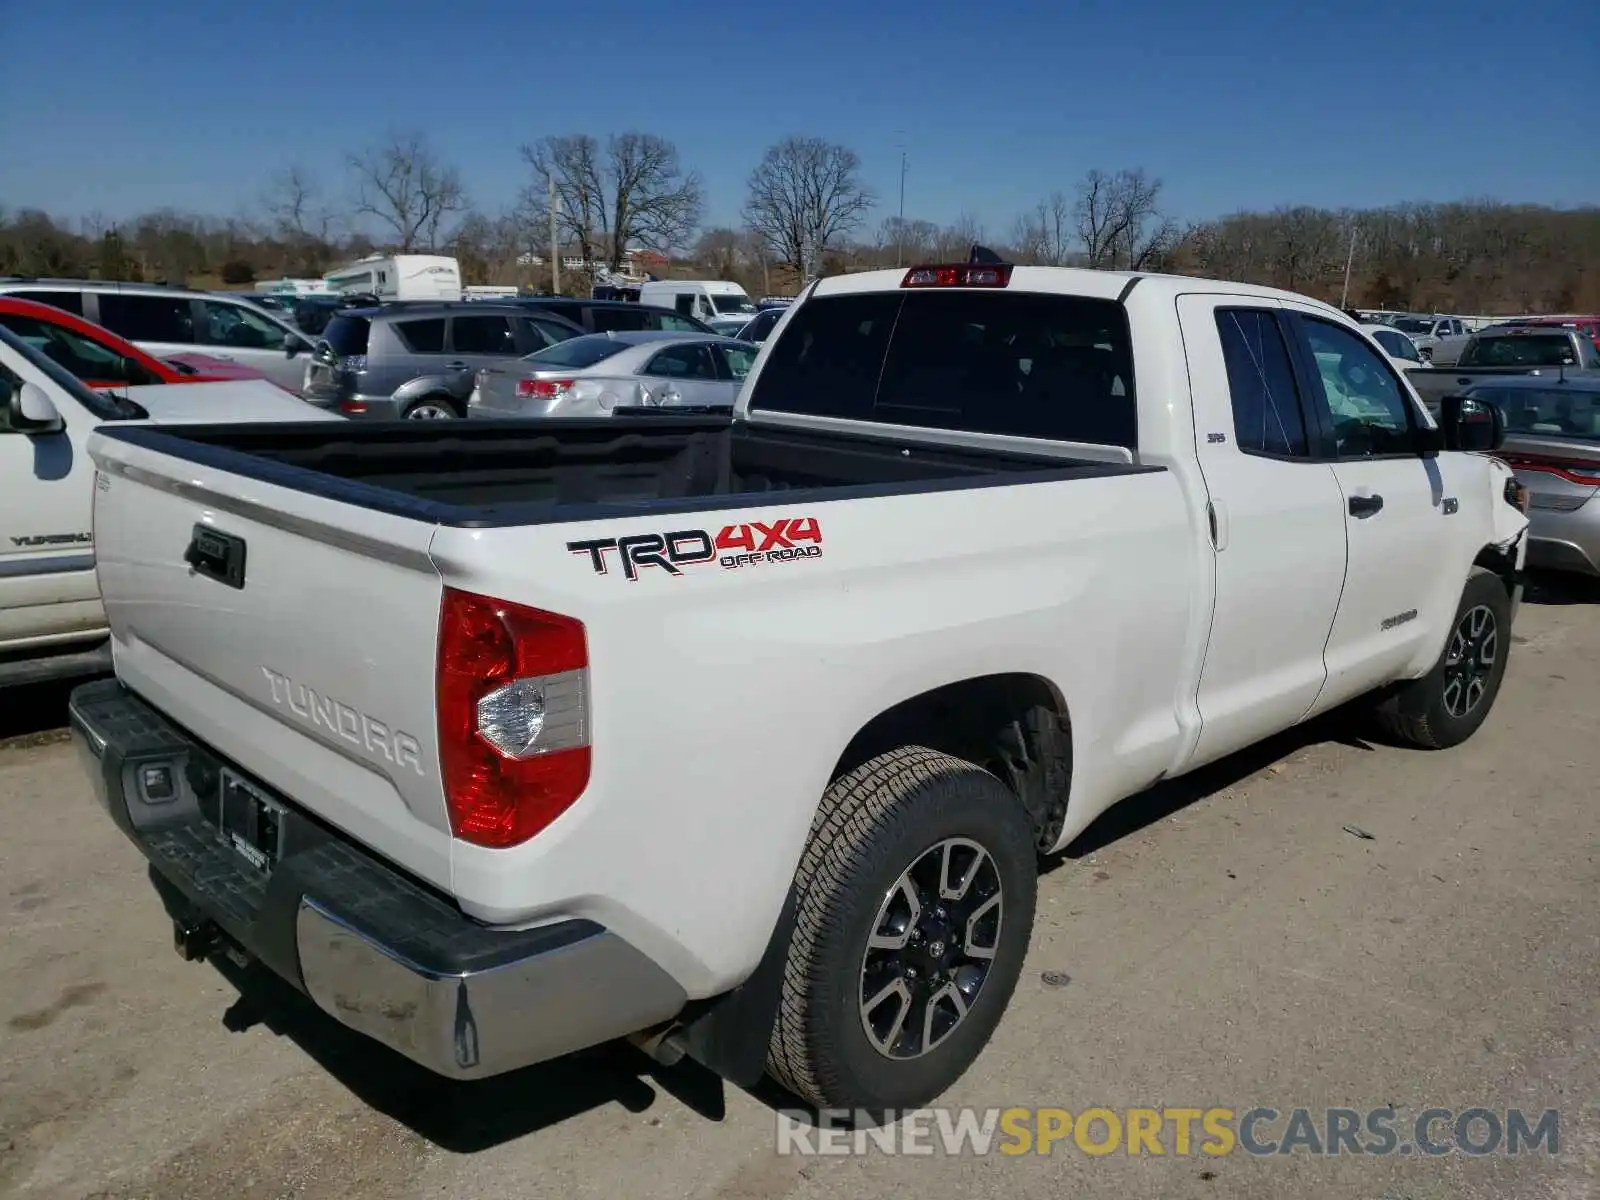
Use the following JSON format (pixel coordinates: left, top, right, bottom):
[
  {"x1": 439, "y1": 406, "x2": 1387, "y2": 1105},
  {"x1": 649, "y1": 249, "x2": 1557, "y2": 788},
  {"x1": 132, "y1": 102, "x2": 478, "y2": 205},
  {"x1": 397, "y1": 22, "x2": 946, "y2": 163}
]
[{"x1": 69, "y1": 678, "x2": 686, "y2": 1079}]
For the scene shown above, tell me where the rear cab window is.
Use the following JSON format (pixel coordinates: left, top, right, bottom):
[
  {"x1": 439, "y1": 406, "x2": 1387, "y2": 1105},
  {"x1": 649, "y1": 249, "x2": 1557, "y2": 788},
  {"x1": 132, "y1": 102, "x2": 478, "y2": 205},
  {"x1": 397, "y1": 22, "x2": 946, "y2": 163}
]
[
  {"x1": 747, "y1": 289, "x2": 1138, "y2": 448},
  {"x1": 1461, "y1": 334, "x2": 1581, "y2": 367}
]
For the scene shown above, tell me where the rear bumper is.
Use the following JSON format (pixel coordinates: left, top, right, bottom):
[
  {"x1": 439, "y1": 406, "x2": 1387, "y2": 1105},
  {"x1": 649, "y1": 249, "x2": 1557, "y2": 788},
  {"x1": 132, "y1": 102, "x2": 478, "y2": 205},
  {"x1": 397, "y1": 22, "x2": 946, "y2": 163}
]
[
  {"x1": 1524, "y1": 505, "x2": 1600, "y2": 576},
  {"x1": 67, "y1": 678, "x2": 686, "y2": 1080}
]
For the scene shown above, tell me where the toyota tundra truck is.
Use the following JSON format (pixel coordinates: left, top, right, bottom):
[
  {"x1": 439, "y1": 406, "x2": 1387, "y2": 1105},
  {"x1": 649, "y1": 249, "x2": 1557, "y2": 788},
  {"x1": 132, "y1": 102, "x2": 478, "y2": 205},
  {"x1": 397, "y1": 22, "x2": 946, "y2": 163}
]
[{"x1": 68, "y1": 259, "x2": 1530, "y2": 1113}]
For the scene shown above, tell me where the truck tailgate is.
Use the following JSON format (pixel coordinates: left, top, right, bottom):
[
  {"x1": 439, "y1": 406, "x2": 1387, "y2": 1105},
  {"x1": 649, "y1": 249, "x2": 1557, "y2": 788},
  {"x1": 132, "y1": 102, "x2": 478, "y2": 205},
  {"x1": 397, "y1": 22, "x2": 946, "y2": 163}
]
[{"x1": 87, "y1": 430, "x2": 454, "y2": 893}]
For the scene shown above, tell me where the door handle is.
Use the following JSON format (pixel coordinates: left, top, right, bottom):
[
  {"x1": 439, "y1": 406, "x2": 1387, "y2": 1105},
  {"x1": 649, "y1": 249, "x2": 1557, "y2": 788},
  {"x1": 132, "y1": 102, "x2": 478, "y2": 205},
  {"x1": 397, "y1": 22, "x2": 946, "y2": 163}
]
[
  {"x1": 444, "y1": 361, "x2": 469, "y2": 370},
  {"x1": 1348, "y1": 493, "x2": 1384, "y2": 518},
  {"x1": 1455, "y1": 377, "x2": 1471, "y2": 386}
]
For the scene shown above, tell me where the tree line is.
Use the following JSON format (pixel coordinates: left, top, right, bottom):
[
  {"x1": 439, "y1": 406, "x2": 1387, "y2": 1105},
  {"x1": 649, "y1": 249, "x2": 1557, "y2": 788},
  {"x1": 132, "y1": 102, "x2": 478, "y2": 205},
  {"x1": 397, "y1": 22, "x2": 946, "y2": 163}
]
[{"x1": 2, "y1": 128, "x2": 1596, "y2": 313}]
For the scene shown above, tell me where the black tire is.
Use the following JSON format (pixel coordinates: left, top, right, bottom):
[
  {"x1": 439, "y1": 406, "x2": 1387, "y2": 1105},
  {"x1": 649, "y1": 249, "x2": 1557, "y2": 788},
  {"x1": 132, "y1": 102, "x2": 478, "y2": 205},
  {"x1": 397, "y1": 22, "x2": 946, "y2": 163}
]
[
  {"x1": 1375, "y1": 566, "x2": 1511, "y2": 749},
  {"x1": 767, "y1": 746, "x2": 1037, "y2": 1112},
  {"x1": 400, "y1": 395, "x2": 460, "y2": 420}
]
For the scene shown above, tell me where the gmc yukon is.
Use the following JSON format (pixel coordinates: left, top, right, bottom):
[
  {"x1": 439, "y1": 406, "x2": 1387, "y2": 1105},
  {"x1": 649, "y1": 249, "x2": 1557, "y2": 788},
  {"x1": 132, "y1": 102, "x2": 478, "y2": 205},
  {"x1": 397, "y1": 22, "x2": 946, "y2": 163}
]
[{"x1": 69, "y1": 261, "x2": 1530, "y2": 1112}]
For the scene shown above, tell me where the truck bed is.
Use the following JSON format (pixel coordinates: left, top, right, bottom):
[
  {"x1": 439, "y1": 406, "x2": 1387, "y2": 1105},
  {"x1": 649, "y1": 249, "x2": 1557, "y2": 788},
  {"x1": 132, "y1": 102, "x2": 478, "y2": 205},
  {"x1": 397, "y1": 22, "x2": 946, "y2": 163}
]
[{"x1": 94, "y1": 416, "x2": 1155, "y2": 526}]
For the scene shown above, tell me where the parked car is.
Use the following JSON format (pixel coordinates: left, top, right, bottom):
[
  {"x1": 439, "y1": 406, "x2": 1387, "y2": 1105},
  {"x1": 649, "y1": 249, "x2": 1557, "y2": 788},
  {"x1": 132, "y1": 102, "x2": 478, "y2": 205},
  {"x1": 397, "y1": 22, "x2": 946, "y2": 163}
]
[
  {"x1": 1409, "y1": 326, "x2": 1600, "y2": 408},
  {"x1": 512, "y1": 297, "x2": 717, "y2": 336},
  {"x1": 0, "y1": 324, "x2": 333, "y2": 688},
  {"x1": 735, "y1": 305, "x2": 789, "y2": 344},
  {"x1": 68, "y1": 260, "x2": 1527, "y2": 1114},
  {"x1": 469, "y1": 332, "x2": 758, "y2": 417},
  {"x1": 0, "y1": 297, "x2": 273, "y2": 390},
  {"x1": 0, "y1": 279, "x2": 315, "y2": 393},
  {"x1": 1463, "y1": 376, "x2": 1600, "y2": 576},
  {"x1": 301, "y1": 303, "x2": 586, "y2": 419},
  {"x1": 1361, "y1": 323, "x2": 1430, "y2": 371},
  {"x1": 1391, "y1": 314, "x2": 1472, "y2": 364}
]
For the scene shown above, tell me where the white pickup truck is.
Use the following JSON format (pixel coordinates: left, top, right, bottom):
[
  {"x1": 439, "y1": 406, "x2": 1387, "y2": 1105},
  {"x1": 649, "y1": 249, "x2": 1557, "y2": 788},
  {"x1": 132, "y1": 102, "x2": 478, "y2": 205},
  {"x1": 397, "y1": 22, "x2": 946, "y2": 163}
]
[
  {"x1": 69, "y1": 261, "x2": 1530, "y2": 1113},
  {"x1": 0, "y1": 325, "x2": 333, "y2": 688}
]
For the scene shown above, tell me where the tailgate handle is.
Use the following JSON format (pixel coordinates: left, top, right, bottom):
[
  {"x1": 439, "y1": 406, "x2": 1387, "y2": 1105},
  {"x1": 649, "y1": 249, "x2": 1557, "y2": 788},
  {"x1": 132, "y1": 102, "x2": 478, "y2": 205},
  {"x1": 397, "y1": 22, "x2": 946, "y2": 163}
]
[{"x1": 183, "y1": 524, "x2": 247, "y2": 589}]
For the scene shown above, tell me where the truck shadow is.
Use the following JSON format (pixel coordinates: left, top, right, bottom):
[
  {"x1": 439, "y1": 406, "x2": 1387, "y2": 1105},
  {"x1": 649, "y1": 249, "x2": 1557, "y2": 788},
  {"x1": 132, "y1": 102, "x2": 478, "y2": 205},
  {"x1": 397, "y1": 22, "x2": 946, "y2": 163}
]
[
  {"x1": 207, "y1": 954, "x2": 730, "y2": 1151},
  {"x1": 0, "y1": 677, "x2": 94, "y2": 746},
  {"x1": 1522, "y1": 568, "x2": 1600, "y2": 606},
  {"x1": 1052, "y1": 706, "x2": 1375, "y2": 865}
]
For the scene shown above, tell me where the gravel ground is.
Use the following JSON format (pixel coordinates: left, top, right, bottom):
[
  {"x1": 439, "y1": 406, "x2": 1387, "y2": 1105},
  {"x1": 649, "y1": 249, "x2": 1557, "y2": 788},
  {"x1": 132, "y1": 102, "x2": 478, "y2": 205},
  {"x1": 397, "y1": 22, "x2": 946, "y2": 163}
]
[{"x1": 1, "y1": 581, "x2": 1596, "y2": 1200}]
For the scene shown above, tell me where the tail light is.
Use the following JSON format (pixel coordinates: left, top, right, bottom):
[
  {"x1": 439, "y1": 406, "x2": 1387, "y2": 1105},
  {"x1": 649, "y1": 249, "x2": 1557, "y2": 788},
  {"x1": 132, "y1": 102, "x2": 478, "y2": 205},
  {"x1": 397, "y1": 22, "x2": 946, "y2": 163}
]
[
  {"x1": 1499, "y1": 453, "x2": 1600, "y2": 487},
  {"x1": 437, "y1": 587, "x2": 591, "y2": 848},
  {"x1": 516, "y1": 378, "x2": 574, "y2": 400},
  {"x1": 339, "y1": 400, "x2": 368, "y2": 415},
  {"x1": 902, "y1": 264, "x2": 1012, "y2": 289}
]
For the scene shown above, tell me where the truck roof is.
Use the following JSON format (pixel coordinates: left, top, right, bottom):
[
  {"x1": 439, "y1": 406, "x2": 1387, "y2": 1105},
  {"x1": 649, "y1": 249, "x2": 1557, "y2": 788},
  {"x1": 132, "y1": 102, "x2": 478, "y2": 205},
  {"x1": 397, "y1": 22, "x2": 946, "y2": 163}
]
[{"x1": 808, "y1": 264, "x2": 1347, "y2": 320}]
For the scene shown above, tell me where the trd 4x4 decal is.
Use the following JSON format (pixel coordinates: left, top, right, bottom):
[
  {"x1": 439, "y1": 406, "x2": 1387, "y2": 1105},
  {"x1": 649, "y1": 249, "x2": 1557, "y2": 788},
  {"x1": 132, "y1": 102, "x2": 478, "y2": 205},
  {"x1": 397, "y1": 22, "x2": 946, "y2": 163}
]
[{"x1": 568, "y1": 517, "x2": 823, "y2": 581}]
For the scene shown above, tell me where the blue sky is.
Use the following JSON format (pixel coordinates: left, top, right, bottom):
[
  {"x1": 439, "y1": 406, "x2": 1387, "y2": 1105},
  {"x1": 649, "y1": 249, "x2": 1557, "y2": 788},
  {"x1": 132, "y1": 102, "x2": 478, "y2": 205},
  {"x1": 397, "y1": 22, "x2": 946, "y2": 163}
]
[{"x1": 3, "y1": 0, "x2": 1595, "y2": 240}]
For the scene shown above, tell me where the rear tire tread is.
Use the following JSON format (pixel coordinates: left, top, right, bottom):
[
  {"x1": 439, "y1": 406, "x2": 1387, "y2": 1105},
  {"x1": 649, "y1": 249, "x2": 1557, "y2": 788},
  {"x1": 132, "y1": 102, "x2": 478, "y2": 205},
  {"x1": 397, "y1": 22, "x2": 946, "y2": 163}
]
[{"x1": 767, "y1": 746, "x2": 991, "y2": 1108}]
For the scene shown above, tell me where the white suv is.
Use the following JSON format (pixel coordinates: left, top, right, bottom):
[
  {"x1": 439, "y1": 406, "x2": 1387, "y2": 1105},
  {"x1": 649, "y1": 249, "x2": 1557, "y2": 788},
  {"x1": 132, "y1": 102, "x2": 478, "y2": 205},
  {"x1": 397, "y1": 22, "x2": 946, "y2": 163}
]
[{"x1": 0, "y1": 280, "x2": 314, "y2": 394}]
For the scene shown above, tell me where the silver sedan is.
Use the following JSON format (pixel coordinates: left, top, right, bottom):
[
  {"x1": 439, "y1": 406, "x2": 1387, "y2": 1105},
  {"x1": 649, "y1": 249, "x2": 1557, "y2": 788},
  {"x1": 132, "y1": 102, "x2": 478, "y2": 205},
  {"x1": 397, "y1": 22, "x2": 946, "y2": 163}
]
[{"x1": 468, "y1": 330, "x2": 759, "y2": 418}]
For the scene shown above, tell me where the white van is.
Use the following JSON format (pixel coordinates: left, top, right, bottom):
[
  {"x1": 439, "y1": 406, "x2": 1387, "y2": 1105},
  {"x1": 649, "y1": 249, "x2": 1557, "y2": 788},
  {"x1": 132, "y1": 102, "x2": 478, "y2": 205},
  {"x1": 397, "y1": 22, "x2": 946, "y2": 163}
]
[
  {"x1": 638, "y1": 280, "x2": 756, "y2": 335},
  {"x1": 324, "y1": 255, "x2": 463, "y2": 302}
]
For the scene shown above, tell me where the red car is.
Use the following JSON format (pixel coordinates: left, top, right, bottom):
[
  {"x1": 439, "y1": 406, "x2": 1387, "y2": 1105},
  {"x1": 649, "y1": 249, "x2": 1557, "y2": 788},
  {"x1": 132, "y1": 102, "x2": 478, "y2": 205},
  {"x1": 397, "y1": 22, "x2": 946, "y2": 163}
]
[{"x1": 0, "y1": 297, "x2": 273, "y2": 390}]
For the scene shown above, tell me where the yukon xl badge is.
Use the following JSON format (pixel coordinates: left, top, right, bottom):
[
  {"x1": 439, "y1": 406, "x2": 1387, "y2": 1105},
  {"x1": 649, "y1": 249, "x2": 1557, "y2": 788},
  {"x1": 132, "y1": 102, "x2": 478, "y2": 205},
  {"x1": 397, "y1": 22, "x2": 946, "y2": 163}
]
[{"x1": 568, "y1": 517, "x2": 823, "y2": 581}]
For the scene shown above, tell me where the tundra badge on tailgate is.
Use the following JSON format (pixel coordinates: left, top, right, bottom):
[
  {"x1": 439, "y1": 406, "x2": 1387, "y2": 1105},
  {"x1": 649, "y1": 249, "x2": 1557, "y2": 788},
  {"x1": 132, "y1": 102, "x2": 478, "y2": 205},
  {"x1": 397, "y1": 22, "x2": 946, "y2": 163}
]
[{"x1": 567, "y1": 517, "x2": 823, "y2": 581}]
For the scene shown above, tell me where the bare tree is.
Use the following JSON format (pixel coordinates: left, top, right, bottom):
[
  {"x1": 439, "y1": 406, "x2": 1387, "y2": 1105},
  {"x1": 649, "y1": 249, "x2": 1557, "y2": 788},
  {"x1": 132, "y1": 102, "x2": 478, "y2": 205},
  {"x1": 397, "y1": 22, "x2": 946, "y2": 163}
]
[
  {"x1": 742, "y1": 136, "x2": 875, "y2": 282},
  {"x1": 347, "y1": 133, "x2": 468, "y2": 252},
  {"x1": 933, "y1": 212, "x2": 986, "y2": 262},
  {"x1": 520, "y1": 135, "x2": 604, "y2": 269},
  {"x1": 522, "y1": 133, "x2": 704, "y2": 272},
  {"x1": 694, "y1": 227, "x2": 745, "y2": 277},
  {"x1": 1074, "y1": 168, "x2": 1166, "y2": 269},
  {"x1": 1011, "y1": 192, "x2": 1074, "y2": 265},
  {"x1": 604, "y1": 133, "x2": 704, "y2": 267}
]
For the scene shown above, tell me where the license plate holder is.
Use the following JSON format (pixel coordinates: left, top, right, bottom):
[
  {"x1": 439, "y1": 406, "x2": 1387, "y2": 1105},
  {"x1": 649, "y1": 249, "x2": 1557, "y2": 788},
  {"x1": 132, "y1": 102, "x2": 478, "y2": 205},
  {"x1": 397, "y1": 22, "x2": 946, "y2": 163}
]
[{"x1": 215, "y1": 769, "x2": 285, "y2": 874}]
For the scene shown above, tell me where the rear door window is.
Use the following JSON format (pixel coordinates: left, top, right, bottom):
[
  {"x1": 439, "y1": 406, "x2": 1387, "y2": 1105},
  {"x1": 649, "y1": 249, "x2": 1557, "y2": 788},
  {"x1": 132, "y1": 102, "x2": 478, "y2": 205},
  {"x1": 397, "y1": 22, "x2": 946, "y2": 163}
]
[
  {"x1": 98, "y1": 295, "x2": 197, "y2": 344},
  {"x1": 450, "y1": 314, "x2": 516, "y2": 354},
  {"x1": 644, "y1": 343, "x2": 718, "y2": 379},
  {"x1": 394, "y1": 318, "x2": 446, "y2": 353},
  {"x1": 747, "y1": 289, "x2": 1138, "y2": 448},
  {"x1": 590, "y1": 306, "x2": 650, "y2": 333},
  {"x1": 9, "y1": 289, "x2": 84, "y2": 316}
]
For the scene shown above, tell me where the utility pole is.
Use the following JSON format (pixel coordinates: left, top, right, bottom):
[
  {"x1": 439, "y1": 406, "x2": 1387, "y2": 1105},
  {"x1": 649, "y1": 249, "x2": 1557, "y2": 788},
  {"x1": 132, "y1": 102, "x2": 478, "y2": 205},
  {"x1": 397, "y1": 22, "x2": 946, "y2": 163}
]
[
  {"x1": 1339, "y1": 222, "x2": 1358, "y2": 309},
  {"x1": 895, "y1": 135, "x2": 909, "y2": 268},
  {"x1": 548, "y1": 177, "x2": 561, "y2": 296}
]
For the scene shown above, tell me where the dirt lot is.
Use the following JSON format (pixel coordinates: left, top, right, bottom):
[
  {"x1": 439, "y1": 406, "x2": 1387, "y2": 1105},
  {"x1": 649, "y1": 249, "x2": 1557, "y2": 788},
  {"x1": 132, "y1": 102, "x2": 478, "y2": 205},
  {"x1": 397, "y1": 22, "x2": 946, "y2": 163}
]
[{"x1": 1, "y1": 581, "x2": 1597, "y2": 1200}]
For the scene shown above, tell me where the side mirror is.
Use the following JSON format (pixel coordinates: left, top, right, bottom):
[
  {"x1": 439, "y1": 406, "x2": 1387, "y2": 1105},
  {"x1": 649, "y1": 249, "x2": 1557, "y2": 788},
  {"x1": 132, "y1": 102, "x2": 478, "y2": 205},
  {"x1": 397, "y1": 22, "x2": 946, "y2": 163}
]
[
  {"x1": 286, "y1": 335, "x2": 307, "y2": 358},
  {"x1": 1439, "y1": 394, "x2": 1505, "y2": 453},
  {"x1": 1413, "y1": 423, "x2": 1445, "y2": 456},
  {"x1": 5, "y1": 380, "x2": 66, "y2": 434}
]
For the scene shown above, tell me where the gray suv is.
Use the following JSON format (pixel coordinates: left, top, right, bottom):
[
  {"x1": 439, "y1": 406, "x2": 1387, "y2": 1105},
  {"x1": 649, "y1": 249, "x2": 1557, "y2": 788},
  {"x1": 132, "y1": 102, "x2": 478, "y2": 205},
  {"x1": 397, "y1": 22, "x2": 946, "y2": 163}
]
[{"x1": 302, "y1": 303, "x2": 584, "y2": 419}]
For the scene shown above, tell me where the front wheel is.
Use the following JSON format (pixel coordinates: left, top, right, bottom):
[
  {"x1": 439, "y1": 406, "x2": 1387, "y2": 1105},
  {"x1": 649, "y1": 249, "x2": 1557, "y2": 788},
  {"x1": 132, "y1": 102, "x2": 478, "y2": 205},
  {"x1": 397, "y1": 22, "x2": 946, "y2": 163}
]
[
  {"x1": 767, "y1": 747, "x2": 1037, "y2": 1112},
  {"x1": 401, "y1": 397, "x2": 459, "y2": 420},
  {"x1": 1375, "y1": 566, "x2": 1511, "y2": 749}
]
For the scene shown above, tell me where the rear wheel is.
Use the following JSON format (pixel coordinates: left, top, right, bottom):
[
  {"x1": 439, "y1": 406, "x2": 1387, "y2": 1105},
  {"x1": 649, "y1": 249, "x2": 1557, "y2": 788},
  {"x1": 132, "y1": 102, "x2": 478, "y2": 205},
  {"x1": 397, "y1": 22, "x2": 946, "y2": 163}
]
[
  {"x1": 1375, "y1": 566, "x2": 1511, "y2": 749},
  {"x1": 767, "y1": 746, "x2": 1037, "y2": 1112},
  {"x1": 401, "y1": 396, "x2": 458, "y2": 420}
]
